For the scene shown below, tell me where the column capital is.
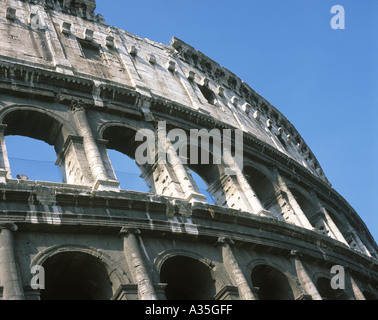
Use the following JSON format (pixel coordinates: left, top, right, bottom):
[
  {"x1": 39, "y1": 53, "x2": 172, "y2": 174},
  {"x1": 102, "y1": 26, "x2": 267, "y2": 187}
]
[
  {"x1": 0, "y1": 124, "x2": 7, "y2": 133},
  {"x1": 70, "y1": 99, "x2": 89, "y2": 114},
  {"x1": 308, "y1": 188, "x2": 318, "y2": 198},
  {"x1": 120, "y1": 227, "x2": 141, "y2": 236},
  {"x1": 216, "y1": 237, "x2": 235, "y2": 246},
  {"x1": 0, "y1": 222, "x2": 18, "y2": 232},
  {"x1": 213, "y1": 285, "x2": 240, "y2": 300},
  {"x1": 289, "y1": 250, "x2": 304, "y2": 258},
  {"x1": 344, "y1": 265, "x2": 352, "y2": 273},
  {"x1": 269, "y1": 162, "x2": 279, "y2": 172}
]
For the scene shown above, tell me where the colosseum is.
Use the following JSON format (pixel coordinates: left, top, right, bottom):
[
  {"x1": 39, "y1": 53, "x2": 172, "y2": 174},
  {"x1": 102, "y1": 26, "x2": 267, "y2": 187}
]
[{"x1": 0, "y1": 0, "x2": 376, "y2": 301}]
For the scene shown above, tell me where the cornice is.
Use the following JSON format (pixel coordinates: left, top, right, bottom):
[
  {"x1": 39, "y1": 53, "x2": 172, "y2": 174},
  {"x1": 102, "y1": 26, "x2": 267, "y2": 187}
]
[
  {"x1": 0, "y1": 181, "x2": 376, "y2": 282},
  {"x1": 0, "y1": 59, "x2": 366, "y2": 230}
]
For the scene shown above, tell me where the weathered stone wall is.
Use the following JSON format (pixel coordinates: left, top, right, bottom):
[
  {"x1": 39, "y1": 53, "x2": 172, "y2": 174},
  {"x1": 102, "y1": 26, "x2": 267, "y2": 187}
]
[
  {"x1": 0, "y1": 0, "x2": 376, "y2": 300},
  {"x1": 0, "y1": 0, "x2": 329, "y2": 181}
]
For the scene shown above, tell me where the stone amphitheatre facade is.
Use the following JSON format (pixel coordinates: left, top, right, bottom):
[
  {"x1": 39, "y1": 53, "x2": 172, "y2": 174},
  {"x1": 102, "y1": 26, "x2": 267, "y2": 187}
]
[{"x1": 0, "y1": 0, "x2": 376, "y2": 300}]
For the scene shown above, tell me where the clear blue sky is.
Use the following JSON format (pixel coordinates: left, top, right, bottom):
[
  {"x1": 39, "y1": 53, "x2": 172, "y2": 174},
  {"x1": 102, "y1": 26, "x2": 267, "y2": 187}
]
[{"x1": 5, "y1": 1, "x2": 377, "y2": 242}]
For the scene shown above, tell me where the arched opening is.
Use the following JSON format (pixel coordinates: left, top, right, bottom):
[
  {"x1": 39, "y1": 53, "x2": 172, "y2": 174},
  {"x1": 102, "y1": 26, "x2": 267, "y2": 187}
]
[
  {"x1": 185, "y1": 138, "x2": 226, "y2": 206},
  {"x1": 244, "y1": 166, "x2": 281, "y2": 215},
  {"x1": 316, "y1": 277, "x2": 348, "y2": 300},
  {"x1": 289, "y1": 188, "x2": 327, "y2": 233},
  {"x1": 188, "y1": 168, "x2": 215, "y2": 204},
  {"x1": 40, "y1": 251, "x2": 114, "y2": 300},
  {"x1": 188, "y1": 162, "x2": 225, "y2": 206},
  {"x1": 107, "y1": 149, "x2": 149, "y2": 192},
  {"x1": 325, "y1": 208, "x2": 347, "y2": 233},
  {"x1": 3, "y1": 109, "x2": 67, "y2": 151},
  {"x1": 326, "y1": 207, "x2": 371, "y2": 255},
  {"x1": 251, "y1": 265, "x2": 294, "y2": 300},
  {"x1": 5, "y1": 136, "x2": 63, "y2": 183},
  {"x1": 103, "y1": 126, "x2": 150, "y2": 193},
  {"x1": 290, "y1": 188, "x2": 316, "y2": 220},
  {"x1": 160, "y1": 256, "x2": 217, "y2": 300},
  {"x1": 3, "y1": 109, "x2": 70, "y2": 183}
]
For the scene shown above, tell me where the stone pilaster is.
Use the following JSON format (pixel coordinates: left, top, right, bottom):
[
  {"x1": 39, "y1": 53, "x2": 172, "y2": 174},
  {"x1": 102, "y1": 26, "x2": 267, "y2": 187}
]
[
  {"x1": 350, "y1": 229, "x2": 377, "y2": 258},
  {"x1": 154, "y1": 122, "x2": 207, "y2": 203},
  {"x1": 218, "y1": 238, "x2": 256, "y2": 300},
  {"x1": 37, "y1": 7, "x2": 74, "y2": 75},
  {"x1": 310, "y1": 191, "x2": 348, "y2": 245},
  {"x1": 208, "y1": 173, "x2": 261, "y2": 214},
  {"x1": 172, "y1": 55, "x2": 206, "y2": 112},
  {"x1": 55, "y1": 135, "x2": 94, "y2": 186},
  {"x1": 167, "y1": 147, "x2": 207, "y2": 203},
  {"x1": 0, "y1": 124, "x2": 12, "y2": 183},
  {"x1": 112, "y1": 284, "x2": 138, "y2": 300},
  {"x1": 214, "y1": 285, "x2": 241, "y2": 300},
  {"x1": 115, "y1": 30, "x2": 153, "y2": 100},
  {"x1": 290, "y1": 250, "x2": 322, "y2": 300},
  {"x1": 271, "y1": 167, "x2": 313, "y2": 229},
  {"x1": 120, "y1": 228, "x2": 157, "y2": 300},
  {"x1": 71, "y1": 101, "x2": 120, "y2": 191},
  {"x1": 0, "y1": 223, "x2": 24, "y2": 300},
  {"x1": 346, "y1": 268, "x2": 366, "y2": 300},
  {"x1": 221, "y1": 148, "x2": 265, "y2": 215},
  {"x1": 345, "y1": 228, "x2": 372, "y2": 257}
]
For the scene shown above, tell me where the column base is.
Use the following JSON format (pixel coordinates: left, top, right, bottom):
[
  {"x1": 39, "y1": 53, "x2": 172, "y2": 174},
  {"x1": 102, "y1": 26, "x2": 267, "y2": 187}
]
[
  {"x1": 186, "y1": 192, "x2": 208, "y2": 203},
  {"x1": 0, "y1": 169, "x2": 8, "y2": 184},
  {"x1": 113, "y1": 283, "x2": 168, "y2": 300},
  {"x1": 93, "y1": 179, "x2": 120, "y2": 192},
  {"x1": 214, "y1": 285, "x2": 240, "y2": 300},
  {"x1": 296, "y1": 293, "x2": 313, "y2": 300},
  {"x1": 112, "y1": 284, "x2": 138, "y2": 300},
  {"x1": 257, "y1": 209, "x2": 277, "y2": 219}
]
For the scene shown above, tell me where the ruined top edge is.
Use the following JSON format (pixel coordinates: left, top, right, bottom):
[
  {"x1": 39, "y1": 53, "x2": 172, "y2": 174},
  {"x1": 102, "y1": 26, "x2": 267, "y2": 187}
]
[{"x1": 20, "y1": 0, "x2": 98, "y2": 21}]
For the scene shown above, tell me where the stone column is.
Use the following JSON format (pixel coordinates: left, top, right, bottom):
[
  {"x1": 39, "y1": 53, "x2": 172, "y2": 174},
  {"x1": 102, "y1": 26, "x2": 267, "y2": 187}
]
[
  {"x1": 165, "y1": 143, "x2": 207, "y2": 203},
  {"x1": 174, "y1": 57, "x2": 203, "y2": 111},
  {"x1": 310, "y1": 191, "x2": 348, "y2": 245},
  {"x1": 218, "y1": 238, "x2": 256, "y2": 300},
  {"x1": 233, "y1": 172, "x2": 265, "y2": 215},
  {"x1": 345, "y1": 228, "x2": 372, "y2": 257},
  {"x1": 38, "y1": 8, "x2": 74, "y2": 75},
  {"x1": 154, "y1": 122, "x2": 207, "y2": 203},
  {"x1": 346, "y1": 269, "x2": 366, "y2": 300},
  {"x1": 351, "y1": 229, "x2": 377, "y2": 258},
  {"x1": 322, "y1": 211, "x2": 348, "y2": 245},
  {"x1": 290, "y1": 250, "x2": 322, "y2": 300},
  {"x1": 0, "y1": 223, "x2": 24, "y2": 300},
  {"x1": 222, "y1": 148, "x2": 265, "y2": 215},
  {"x1": 120, "y1": 228, "x2": 157, "y2": 300},
  {"x1": 0, "y1": 124, "x2": 12, "y2": 183},
  {"x1": 71, "y1": 100, "x2": 120, "y2": 191},
  {"x1": 55, "y1": 135, "x2": 94, "y2": 186},
  {"x1": 271, "y1": 167, "x2": 313, "y2": 229}
]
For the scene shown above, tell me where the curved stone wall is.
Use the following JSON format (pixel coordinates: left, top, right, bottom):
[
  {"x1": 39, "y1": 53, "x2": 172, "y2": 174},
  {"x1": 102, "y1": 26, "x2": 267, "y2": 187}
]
[{"x1": 0, "y1": 0, "x2": 376, "y2": 300}]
